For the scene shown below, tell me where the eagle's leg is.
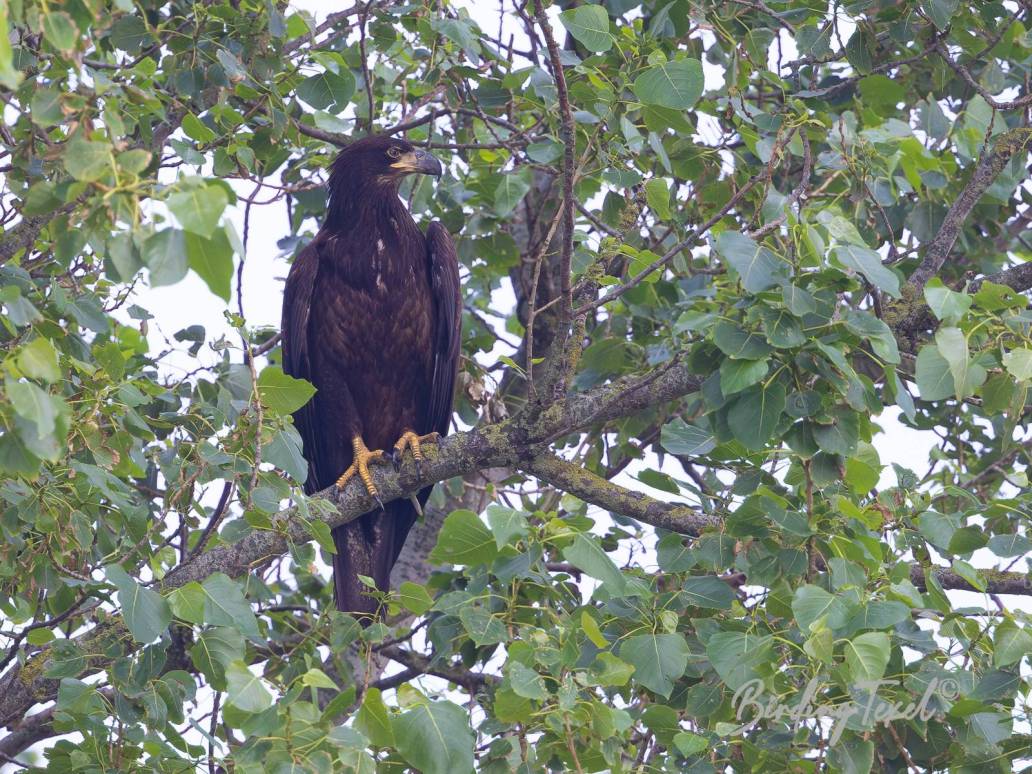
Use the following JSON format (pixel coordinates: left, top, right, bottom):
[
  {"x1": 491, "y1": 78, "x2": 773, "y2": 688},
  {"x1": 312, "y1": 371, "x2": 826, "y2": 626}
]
[
  {"x1": 391, "y1": 430, "x2": 440, "y2": 477},
  {"x1": 335, "y1": 436, "x2": 388, "y2": 508}
]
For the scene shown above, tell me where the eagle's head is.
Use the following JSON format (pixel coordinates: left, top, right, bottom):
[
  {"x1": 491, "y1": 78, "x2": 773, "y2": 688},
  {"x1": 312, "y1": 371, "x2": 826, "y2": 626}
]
[{"x1": 330, "y1": 135, "x2": 443, "y2": 190}]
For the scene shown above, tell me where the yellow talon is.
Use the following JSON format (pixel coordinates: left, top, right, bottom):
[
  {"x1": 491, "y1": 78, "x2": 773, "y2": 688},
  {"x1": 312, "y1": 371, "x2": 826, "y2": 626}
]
[
  {"x1": 392, "y1": 430, "x2": 440, "y2": 463},
  {"x1": 335, "y1": 436, "x2": 387, "y2": 499}
]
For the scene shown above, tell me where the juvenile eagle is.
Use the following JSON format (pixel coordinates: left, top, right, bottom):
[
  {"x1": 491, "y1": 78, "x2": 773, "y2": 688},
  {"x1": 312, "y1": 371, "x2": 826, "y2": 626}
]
[{"x1": 281, "y1": 136, "x2": 460, "y2": 618}]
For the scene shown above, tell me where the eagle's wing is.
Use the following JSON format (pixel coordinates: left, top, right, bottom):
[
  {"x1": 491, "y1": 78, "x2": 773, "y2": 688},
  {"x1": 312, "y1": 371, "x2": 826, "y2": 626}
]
[
  {"x1": 280, "y1": 240, "x2": 325, "y2": 495},
  {"x1": 425, "y1": 221, "x2": 462, "y2": 437}
]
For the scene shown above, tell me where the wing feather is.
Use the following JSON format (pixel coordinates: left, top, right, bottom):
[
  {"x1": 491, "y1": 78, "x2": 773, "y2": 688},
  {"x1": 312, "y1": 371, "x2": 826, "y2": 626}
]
[
  {"x1": 280, "y1": 240, "x2": 325, "y2": 494},
  {"x1": 425, "y1": 221, "x2": 461, "y2": 437}
]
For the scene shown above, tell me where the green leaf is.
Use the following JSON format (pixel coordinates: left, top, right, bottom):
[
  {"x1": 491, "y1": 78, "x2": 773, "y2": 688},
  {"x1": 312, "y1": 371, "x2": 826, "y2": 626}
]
[
  {"x1": 297, "y1": 69, "x2": 356, "y2": 110},
  {"x1": 43, "y1": 12, "x2": 78, "y2": 52},
  {"x1": 760, "y1": 307, "x2": 805, "y2": 349},
  {"x1": 144, "y1": 229, "x2": 189, "y2": 287},
  {"x1": 812, "y1": 407, "x2": 859, "y2": 457},
  {"x1": 727, "y1": 381, "x2": 786, "y2": 450},
  {"x1": 185, "y1": 228, "x2": 234, "y2": 301},
  {"x1": 705, "y1": 631, "x2": 774, "y2": 690},
  {"x1": 935, "y1": 326, "x2": 985, "y2": 400},
  {"x1": 397, "y1": 581, "x2": 434, "y2": 615},
  {"x1": 632, "y1": 60, "x2": 704, "y2": 109},
  {"x1": 17, "y1": 338, "x2": 61, "y2": 383},
  {"x1": 720, "y1": 357, "x2": 768, "y2": 396},
  {"x1": 1003, "y1": 347, "x2": 1032, "y2": 381},
  {"x1": 168, "y1": 582, "x2": 206, "y2": 624},
  {"x1": 558, "y1": 5, "x2": 613, "y2": 52},
  {"x1": 715, "y1": 231, "x2": 784, "y2": 293},
  {"x1": 0, "y1": 4, "x2": 22, "y2": 89},
  {"x1": 987, "y1": 533, "x2": 1032, "y2": 558},
  {"x1": 923, "y1": 0, "x2": 959, "y2": 30},
  {"x1": 106, "y1": 564, "x2": 172, "y2": 644},
  {"x1": 64, "y1": 138, "x2": 111, "y2": 182},
  {"x1": 257, "y1": 366, "x2": 317, "y2": 415},
  {"x1": 200, "y1": 573, "x2": 261, "y2": 641},
  {"x1": 915, "y1": 344, "x2": 955, "y2": 401},
  {"x1": 660, "y1": 418, "x2": 716, "y2": 457},
  {"x1": 182, "y1": 113, "x2": 217, "y2": 144},
  {"x1": 189, "y1": 627, "x2": 244, "y2": 690},
  {"x1": 994, "y1": 622, "x2": 1032, "y2": 667},
  {"x1": 682, "y1": 576, "x2": 735, "y2": 609},
  {"x1": 924, "y1": 278, "x2": 972, "y2": 325},
  {"x1": 393, "y1": 700, "x2": 474, "y2": 774},
  {"x1": 485, "y1": 504, "x2": 528, "y2": 548},
  {"x1": 428, "y1": 509, "x2": 498, "y2": 566},
  {"x1": 356, "y1": 688, "x2": 395, "y2": 748},
  {"x1": 843, "y1": 310, "x2": 900, "y2": 364},
  {"x1": 792, "y1": 585, "x2": 840, "y2": 632},
  {"x1": 508, "y1": 661, "x2": 548, "y2": 700},
  {"x1": 458, "y1": 605, "x2": 507, "y2": 645},
  {"x1": 493, "y1": 169, "x2": 532, "y2": 217},
  {"x1": 562, "y1": 533, "x2": 626, "y2": 595},
  {"x1": 620, "y1": 632, "x2": 690, "y2": 697},
  {"x1": 7, "y1": 379, "x2": 56, "y2": 438},
  {"x1": 832, "y1": 244, "x2": 901, "y2": 298},
  {"x1": 644, "y1": 178, "x2": 671, "y2": 220},
  {"x1": 225, "y1": 661, "x2": 273, "y2": 712},
  {"x1": 167, "y1": 184, "x2": 229, "y2": 239},
  {"x1": 844, "y1": 632, "x2": 890, "y2": 682},
  {"x1": 713, "y1": 321, "x2": 772, "y2": 360}
]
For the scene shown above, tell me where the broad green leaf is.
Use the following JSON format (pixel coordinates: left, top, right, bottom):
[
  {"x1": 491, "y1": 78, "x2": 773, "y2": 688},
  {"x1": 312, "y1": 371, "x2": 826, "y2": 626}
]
[
  {"x1": 508, "y1": 661, "x2": 548, "y2": 699},
  {"x1": 0, "y1": 4, "x2": 21, "y2": 89},
  {"x1": 106, "y1": 564, "x2": 172, "y2": 644},
  {"x1": 459, "y1": 605, "x2": 507, "y2": 645},
  {"x1": 812, "y1": 407, "x2": 859, "y2": 457},
  {"x1": 915, "y1": 344, "x2": 954, "y2": 401},
  {"x1": 1003, "y1": 347, "x2": 1032, "y2": 381},
  {"x1": 923, "y1": 0, "x2": 959, "y2": 29},
  {"x1": 485, "y1": 504, "x2": 528, "y2": 548},
  {"x1": 428, "y1": 509, "x2": 498, "y2": 566},
  {"x1": 715, "y1": 231, "x2": 784, "y2": 292},
  {"x1": 493, "y1": 169, "x2": 532, "y2": 217},
  {"x1": 720, "y1": 357, "x2": 768, "y2": 396},
  {"x1": 257, "y1": 366, "x2": 317, "y2": 415},
  {"x1": 682, "y1": 576, "x2": 734, "y2": 609},
  {"x1": 64, "y1": 138, "x2": 111, "y2": 182},
  {"x1": 844, "y1": 631, "x2": 890, "y2": 682},
  {"x1": 832, "y1": 244, "x2": 901, "y2": 298},
  {"x1": 620, "y1": 632, "x2": 689, "y2": 697},
  {"x1": 397, "y1": 581, "x2": 434, "y2": 615},
  {"x1": 994, "y1": 622, "x2": 1032, "y2": 667},
  {"x1": 713, "y1": 322, "x2": 772, "y2": 360},
  {"x1": 792, "y1": 584, "x2": 840, "y2": 632},
  {"x1": 43, "y1": 12, "x2": 78, "y2": 52},
  {"x1": 185, "y1": 229, "x2": 234, "y2": 302},
  {"x1": 632, "y1": 60, "x2": 704, "y2": 109},
  {"x1": 225, "y1": 661, "x2": 272, "y2": 712},
  {"x1": 393, "y1": 700, "x2": 474, "y2": 774},
  {"x1": 17, "y1": 338, "x2": 60, "y2": 383},
  {"x1": 727, "y1": 381, "x2": 786, "y2": 450},
  {"x1": 843, "y1": 310, "x2": 900, "y2": 364},
  {"x1": 587, "y1": 652, "x2": 634, "y2": 686},
  {"x1": 297, "y1": 69, "x2": 356, "y2": 110},
  {"x1": 356, "y1": 688, "x2": 395, "y2": 748},
  {"x1": 759, "y1": 308, "x2": 805, "y2": 349},
  {"x1": 200, "y1": 573, "x2": 261, "y2": 641},
  {"x1": 167, "y1": 184, "x2": 228, "y2": 239},
  {"x1": 558, "y1": 5, "x2": 613, "y2": 52},
  {"x1": 660, "y1": 418, "x2": 716, "y2": 457},
  {"x1": 706, "y1": 631, "x2": 774, "y2": 690},
  {"x1": 924, "y1": 278, "x2": 972, "y2": 325},
  {"x1": 935, "y1": 326, "x2": 985, "y2": 400},
  {"x1": 644, "y1": 178, "x2": 672, "y2": 221},
  {"x1": 189, "y1": 627, "x2": 244, "y2": 690},
  {"x1": 563, "y1": 533, "x2": 626, "y2": 595},
  {"x1": 145, "y1": 229, "x2": 189, "y2": 286}
]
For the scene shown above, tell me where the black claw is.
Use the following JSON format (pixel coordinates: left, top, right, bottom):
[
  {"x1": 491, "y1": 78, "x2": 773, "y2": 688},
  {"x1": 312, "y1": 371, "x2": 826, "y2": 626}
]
[
  {"x1": 374, "y1": 493, "x2": 384, "y2": 512},
  {"x1": 388, "y1": 449, "x2": 402, "y2": 472},
  {"x1": 415, "y1": 458, "x2": 424, "y2": 480}
]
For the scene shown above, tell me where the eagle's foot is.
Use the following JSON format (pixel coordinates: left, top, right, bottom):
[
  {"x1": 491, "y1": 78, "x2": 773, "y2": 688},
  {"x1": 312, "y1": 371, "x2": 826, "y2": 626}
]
[
  {"x1": 335, "y1": 436, "x2": 388, "y2": 509},
  {"x1": 391, "y1": 430, "x2": 440, "y2": 477}
]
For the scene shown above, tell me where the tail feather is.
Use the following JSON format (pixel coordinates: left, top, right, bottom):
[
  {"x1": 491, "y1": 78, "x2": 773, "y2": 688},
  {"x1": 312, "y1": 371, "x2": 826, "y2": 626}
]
[{"x1": 331, "y1": 495, "x2": 424, "y2": 620}]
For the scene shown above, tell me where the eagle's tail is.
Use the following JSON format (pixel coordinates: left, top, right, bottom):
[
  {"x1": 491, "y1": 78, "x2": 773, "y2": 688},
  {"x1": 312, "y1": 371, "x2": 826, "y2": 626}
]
[{"x1": 330, "y1": 495, "x2": 422, "y2": 621}]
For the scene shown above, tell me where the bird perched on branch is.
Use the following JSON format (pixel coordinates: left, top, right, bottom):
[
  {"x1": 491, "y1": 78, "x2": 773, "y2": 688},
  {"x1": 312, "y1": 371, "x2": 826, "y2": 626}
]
[{"x1": 281, "y1": 135, "x2": 461, "y2": 619}]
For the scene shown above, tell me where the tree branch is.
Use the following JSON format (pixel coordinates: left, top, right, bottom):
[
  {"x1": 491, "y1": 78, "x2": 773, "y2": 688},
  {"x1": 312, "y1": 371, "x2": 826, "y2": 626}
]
[{"x1": 905, "y1": 128, "x2": 1032, "y2": 293}]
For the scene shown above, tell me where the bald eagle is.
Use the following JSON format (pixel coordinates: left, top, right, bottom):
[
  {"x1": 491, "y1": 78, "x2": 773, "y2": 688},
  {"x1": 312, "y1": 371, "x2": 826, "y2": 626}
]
[{"x1": 281, "y1": 135, "x2": 461, "y2": 618}]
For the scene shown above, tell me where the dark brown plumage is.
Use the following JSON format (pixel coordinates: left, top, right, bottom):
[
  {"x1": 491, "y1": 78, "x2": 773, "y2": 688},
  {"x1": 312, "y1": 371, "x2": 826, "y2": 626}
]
[{"x1": 280, "y1": 135, "x2": 461, "y2": 618}]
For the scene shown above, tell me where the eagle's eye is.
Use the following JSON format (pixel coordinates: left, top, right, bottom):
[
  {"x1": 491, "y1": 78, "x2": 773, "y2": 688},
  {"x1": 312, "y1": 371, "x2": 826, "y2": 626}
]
[{"x1": 387, "y1": 147, "x2": 402, "y2": 159}]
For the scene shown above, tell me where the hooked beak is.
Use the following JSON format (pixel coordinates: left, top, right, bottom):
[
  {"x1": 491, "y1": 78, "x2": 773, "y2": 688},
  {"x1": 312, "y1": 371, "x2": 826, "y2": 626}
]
[{"x1": 391, "y1": 149, "x2": 443, "y2": 177}]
